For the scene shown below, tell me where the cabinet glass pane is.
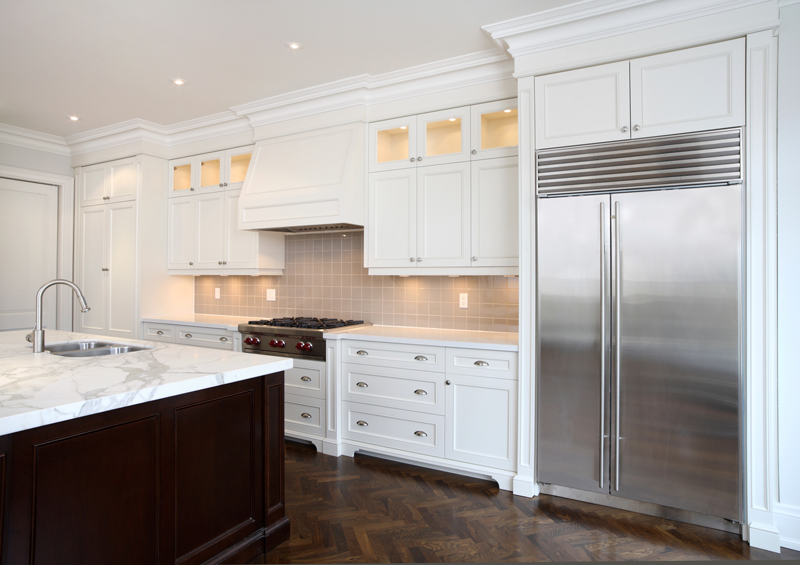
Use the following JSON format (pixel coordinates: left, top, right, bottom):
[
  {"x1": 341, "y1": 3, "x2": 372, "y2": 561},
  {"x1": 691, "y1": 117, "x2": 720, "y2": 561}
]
[
  {"x1": 229, "y1": 153, "x2": 252, "y2": 184},
  {"x1": 481, "y1": 109, "x2": 518, "y2": 149},
  {"x1": 172, "y1": 164, "x2": 192, "y2": 192},
  {"x1": 376, "y1": 127, "x2": 409, "y2": 163},
  {"x1": 200, "y1": 158, "x2": 221, "y2": 187},
  {"x1": 425, "y1": 118, "x2": 461, "y2": 157}
]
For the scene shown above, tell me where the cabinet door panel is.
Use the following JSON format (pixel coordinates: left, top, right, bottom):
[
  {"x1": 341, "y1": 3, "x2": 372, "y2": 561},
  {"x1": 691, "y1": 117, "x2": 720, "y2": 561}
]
[
  {"x1": 445, "y1": 374, "x2": 517, "y2": 471},
  {"x1": 195, "y1": 194, "x2": 225, "y2": 269},
  {"x1": 197, "y1": 151, "x2": 226, "y2": 193},
  {"x1": 169, "y1": 156, "x2": 195, "y2": 197},
  {"x1": 80, "y1": 163, "x2": 107, "y2": 206},
  {"x1": 224, "y1": 191, "x2": 258, "y2": 269},
  {"x1": 107, "y1": 158, "x2": 138, "y2": 202},
  {"x1": 416, "y1": 106, "x2": 471, "y2": 167},
  {"x1": 630, "y1": 38, "x2": 745, "y2": 138},
  {"x1": 368, "y1": 116, "x2": 417, "y2": 173},
  {"x1": 225, "y1": 146, "x2": 254, "y2": 191},
  {"x1": 76, "y1": 207, "x2": 106, "y2": 333},
  {"x1": 471, "y1": 157, "x2": 519, "y2": 267},
  {"x1": 471, "y1": 99, "x2": 519, "y2": 160},
  {"x1": 106, "y1": 202, "x2": 136, "y2": 338},
  {"x1": 417, "y1": 163, "x2": 470, "y2": 267},
  {"x1": 367, "y1": 169, "x2": 416, "y2": 267},
  {"x1": 168, "y1": 197, "x2": 195, "y2": 270},
  {"x1": 535, "y1": 61, "x2": 630, "y2": 149}
]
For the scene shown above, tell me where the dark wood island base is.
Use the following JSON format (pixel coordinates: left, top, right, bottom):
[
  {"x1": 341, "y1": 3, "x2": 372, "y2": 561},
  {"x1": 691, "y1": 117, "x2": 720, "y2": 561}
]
[{"x1": 0, "y1": 372, "x2": 288, "y2": 565}]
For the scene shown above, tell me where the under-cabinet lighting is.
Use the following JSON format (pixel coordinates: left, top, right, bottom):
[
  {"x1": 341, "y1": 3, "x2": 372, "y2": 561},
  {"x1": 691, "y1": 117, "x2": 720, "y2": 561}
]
[
  {"x1": 399, "y1": 275, "x2": 409, "y2": 278},
  {"x1": 448, "y1": 275, "x2": 459, "y2": 278},
  {"x1": 68, "y1": 116, "x2": 79, "y2": 121},
  {"x1": 504, "y1": 109, "x2": 512, "y2": 113},
  {"x1": 172, "y1": 78, "x2": 187, "y2": 86},
  {"x1": 286, "y1": 42, "x2": 302, "y2": 50}
]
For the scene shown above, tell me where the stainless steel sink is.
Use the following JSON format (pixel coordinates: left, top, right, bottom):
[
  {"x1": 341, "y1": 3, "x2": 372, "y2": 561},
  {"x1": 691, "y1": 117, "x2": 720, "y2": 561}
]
[{"x1": 44, "y1": 341, "x2": 151, "y2": 357}]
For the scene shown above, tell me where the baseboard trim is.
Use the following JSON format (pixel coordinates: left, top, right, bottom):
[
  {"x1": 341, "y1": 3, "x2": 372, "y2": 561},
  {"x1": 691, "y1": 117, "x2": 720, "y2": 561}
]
[
  {"x1": 512, "y1": 475, "x2": 536, "y2": 498},
  {"x1": 748, "y1": 520, "x2": 782, "y2": 553},
  {"x1": 774, "y1": 505, "x2": 800, "y2": 551}
]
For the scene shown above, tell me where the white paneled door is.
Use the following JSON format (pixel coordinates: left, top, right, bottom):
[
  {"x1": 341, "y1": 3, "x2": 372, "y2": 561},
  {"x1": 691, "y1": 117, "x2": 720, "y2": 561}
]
[
  {"x1": 417, "y1": 162, "x2": 471, "y2": 267},
  {"x1": 0, "y1": 178, "x2": 58, "y2": 331},
  {"x1": 368, "y1": 169, "x2": 417, "y2": 268}
]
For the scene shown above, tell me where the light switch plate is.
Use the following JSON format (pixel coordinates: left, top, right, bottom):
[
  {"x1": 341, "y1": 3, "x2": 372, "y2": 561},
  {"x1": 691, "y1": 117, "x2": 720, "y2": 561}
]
[
  {"x1": 267, "y1": 289, "x2": 276, "y2": 301},
  {"x1": 214, "y1": 288, "x2": 220, "y2": 300},
  {"x1": 459, "y1": 293, "x2": 468, "y2": 309}
]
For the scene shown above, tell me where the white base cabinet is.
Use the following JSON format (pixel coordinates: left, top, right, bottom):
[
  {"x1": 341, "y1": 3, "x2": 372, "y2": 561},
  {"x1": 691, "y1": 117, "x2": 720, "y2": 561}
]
[
  {"x1": 141, "y1": 321, "x2": 240, "y2": 351},
  {"x1": 283, "y1": 358, "x2": 328, "y2": 450}
]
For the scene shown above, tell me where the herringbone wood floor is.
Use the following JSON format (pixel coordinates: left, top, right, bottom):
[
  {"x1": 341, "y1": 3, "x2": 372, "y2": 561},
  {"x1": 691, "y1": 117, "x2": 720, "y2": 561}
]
[{"x1": 251, "y1": 441, "x2": 800, "y2": 563}]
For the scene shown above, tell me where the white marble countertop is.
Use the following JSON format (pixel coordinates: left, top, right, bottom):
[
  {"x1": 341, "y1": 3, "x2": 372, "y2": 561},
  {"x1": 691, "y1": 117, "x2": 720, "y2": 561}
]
[
  {"x1": 323, "y1": 325, "x2": 519, "y2": 351},
  {"x1": 0, "y1": 330, "x2": 292, "y2": 436},
  {"x1": 141, "y1": 314, "x2": 255, "y2": 331}
]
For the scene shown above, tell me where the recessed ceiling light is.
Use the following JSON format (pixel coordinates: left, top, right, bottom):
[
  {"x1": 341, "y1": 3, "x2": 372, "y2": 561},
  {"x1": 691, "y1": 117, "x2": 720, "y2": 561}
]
[
  {"x1": 504, "y1": 109, "x2": 512, "y2": 113},
  {"x1": 172, "y1": 78, "x2": 186, "y2": 86},
  {"x1": 286, "y1": 42, "x2": 302, "y2": 50},
  {"x1": 68, "y1": 115, "x2": 79, "y2": 121},
  {"x1": 448, "y1": 118, "x2": 456, "y2": 122}
]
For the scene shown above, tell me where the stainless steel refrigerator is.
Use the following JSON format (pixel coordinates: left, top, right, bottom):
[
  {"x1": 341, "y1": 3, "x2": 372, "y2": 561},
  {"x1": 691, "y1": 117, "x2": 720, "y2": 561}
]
[{"x1": 536, "y1": 128, "x2": 743, "y2": 526}]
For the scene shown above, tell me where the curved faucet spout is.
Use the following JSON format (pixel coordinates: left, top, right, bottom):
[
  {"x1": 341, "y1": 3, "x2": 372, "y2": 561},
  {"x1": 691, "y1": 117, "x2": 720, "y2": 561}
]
[{"x1": 33, "y1": 280, "x2": 91, "y2": 353}]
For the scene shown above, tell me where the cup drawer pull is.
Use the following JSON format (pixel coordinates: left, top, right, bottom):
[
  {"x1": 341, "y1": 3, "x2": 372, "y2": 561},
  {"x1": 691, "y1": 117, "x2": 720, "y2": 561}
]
[
  {"x1": 356, "y1": 382, "x2": 369, "y2": 388},
  {"x1": 356, "y1": 350, "x2": 368, "y2": 356},
  {"x1": 414, "y1": 355, "x2": 428, "y2": 362},
  {"x1": 356, "y1": 420, "x2": 369, "y2": 426},
  {"x1": 185, "y1": 334, "x2": 192, "y2": 338},
  {"x1": 414, "y1": 431, "x2": 428, "y2": 437},
  {"x1": 219, "y1": 337, "x2": 228, "y2": 342},
  {"x1": 156, "y1": 330, "x2": 164, "y2": 335},
  {"x1": 300, "y1": 376, "x2": 312, "y2": 382},
  {"x1": 414, "y1": 389, "x2": 427, "y2": 395},
  {"x1": 474, "y1": 360, "x2": 489, "y2": 367},
  {"x1": 301, "y1": 413, "x2": 312, "y2": 419}
]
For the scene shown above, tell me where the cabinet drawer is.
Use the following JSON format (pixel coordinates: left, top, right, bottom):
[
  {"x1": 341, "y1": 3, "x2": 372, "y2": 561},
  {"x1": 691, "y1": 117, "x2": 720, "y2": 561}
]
[
  {"x1": 342, "y1": 401, "x2": 444, "y2": 458},
  {"x1": 285, "y1": 394, "x2": 325, "y2": 437},
  {"x1": 177, "y1": 327, "x2": 234, "y2": 350},
  {"x1": 342, "y1": 363, "x2": 444, "y2": 415},
  {"x1": 344, "y1": 340, "x2": 445, "y2": 372},
  {"x1": 285, "y1": 359, "x2": 325, "y2": 400},
  {"x1": 142, "y1": 323, "x2": 175, "y2": 343},
  {"x1": 446, "y1": 348, "x2": 517, "y2": 379}
]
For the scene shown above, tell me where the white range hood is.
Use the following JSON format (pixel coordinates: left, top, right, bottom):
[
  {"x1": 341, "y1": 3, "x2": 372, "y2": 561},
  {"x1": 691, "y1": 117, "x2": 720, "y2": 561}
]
[{"x1": 238, "y1": 122, "x2": 365, "y2": 232}]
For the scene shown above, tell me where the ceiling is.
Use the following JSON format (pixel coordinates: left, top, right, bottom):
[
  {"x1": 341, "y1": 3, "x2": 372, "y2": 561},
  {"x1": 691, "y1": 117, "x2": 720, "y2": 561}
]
[{"x1": 0, "y1": 0, "x2": 574, "y2": 139}]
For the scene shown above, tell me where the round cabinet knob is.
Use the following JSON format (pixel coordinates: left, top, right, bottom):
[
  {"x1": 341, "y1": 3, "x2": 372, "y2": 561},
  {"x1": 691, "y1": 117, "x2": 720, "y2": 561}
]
[
  {"x1": 300, "y1": 376, "x2": 312, "y2": 382},
  {"x1": 417, "y1": 257, "x2": 422, "y2": 262},
  {"x1": 223, "y1": 261, "x2": 227, "y2": 265},
  {"x1": 410, "y1": 257, "x2": 415, "y2": 262},
  {"x1": 224, "y1": 182, "x2": 228, "y2": 187},
  {"x1": 302, "y1": 342, "x2": 313, "y2": 351},
  {"x1": 471, "y1": 150, "x2": 477, "y2": 155},
  {"x1": 277, "y1": 340, "x2": 286, "y2": 348},
  {"x1": 296, "y1": 342, "x2": 304, "y2": 350},
  {"x1": 633, "y1": 125, "x2": 641, "y2": 131},
  {"x1": 446, "y1": 380, "x2": 451, "y2": 385},
  {"x1": 269, "y1": 339, "x2": 278, "y2": 347},
  {"x1": 621, "y1": 126, "x2": 629, "y2": 133},
  {"x1": 472, "y1": 256, "x2": 477, "y2": 262},
  {"x1": 218, "y1": 261, "x2": 223, "y2": 265},
  {"x1": 410, "y1": 157, "x2": 416, "y2": 162},
  {"x1": 219, "y1": 183, "x2": 223, "y2": 187},
  {"x1": 301, "y1": 413, "x2": 312, "y2": 419},
  {"x1": 190, "y1": 187, "x2": 195, "y2": 191},
  {"x1": 417, "y1": 157, "x2": 423, "y2": 162},
  {"x1": 189, "y1": 262, "x2": 193, "y2": 266}
]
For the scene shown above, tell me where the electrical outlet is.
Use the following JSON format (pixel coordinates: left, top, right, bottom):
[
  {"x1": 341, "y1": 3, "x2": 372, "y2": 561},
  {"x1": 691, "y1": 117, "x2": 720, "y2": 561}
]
[
  {"x1": 266, "y1": 289, "x2": 276, "y2": 301},
  {"x1": 459, "y1": 293, "x2": 468, "y2": 309},
  {"x1": 214, "y1": 288, "x2": 220, "y2": 300}
]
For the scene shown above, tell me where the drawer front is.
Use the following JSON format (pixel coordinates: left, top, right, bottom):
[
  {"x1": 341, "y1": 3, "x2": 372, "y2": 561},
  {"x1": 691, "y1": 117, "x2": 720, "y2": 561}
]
[
  {"x1": 344, "y1": 340, "x2": 445, "y2": 372},
  {"x1": 177, "y1": 327, "x2": 234, "y2": 350},
  {"x1": 285, "y1": 359, "x2": 325, "y2": 400},
  {"x1": 446, "y1": 348, "x2": 518, "y2": 379},
  {"x1": 285, "y1": 394, "x2": 325, "y2": 437},
  {"x1": 342, "y1": 401, "x2": 444, "y2": 458},
  {"x1": 342, "y1": 363, "x2": 444, "y2": 415},
  {"x1": 142, "y1": 323, "x2": 176, "y2": 343}
]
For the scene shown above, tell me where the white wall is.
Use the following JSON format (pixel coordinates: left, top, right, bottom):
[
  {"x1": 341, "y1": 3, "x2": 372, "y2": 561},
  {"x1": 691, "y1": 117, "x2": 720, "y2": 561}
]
[
  {"x1": 0, "y1": 142, "x2": 71, "y2": 177},
  {"x1": 776, "y1": 1, "x2": 800, "y2": 552}
]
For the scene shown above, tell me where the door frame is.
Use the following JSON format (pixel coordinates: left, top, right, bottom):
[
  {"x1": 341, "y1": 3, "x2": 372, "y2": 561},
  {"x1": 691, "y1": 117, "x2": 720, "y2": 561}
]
[{"x1": 0, "y1": 165, "x2": 75, "y2": 331}]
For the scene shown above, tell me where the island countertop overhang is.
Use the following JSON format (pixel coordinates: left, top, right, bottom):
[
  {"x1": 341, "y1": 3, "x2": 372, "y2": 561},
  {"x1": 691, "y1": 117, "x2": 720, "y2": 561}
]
[{"x1": 0, "y1": 329, "x2": 292, "y2": 436}]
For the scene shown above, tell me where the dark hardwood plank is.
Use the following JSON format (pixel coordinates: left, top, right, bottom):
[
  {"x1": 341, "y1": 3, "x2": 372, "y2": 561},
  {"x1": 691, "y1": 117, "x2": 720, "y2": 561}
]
[{"x1": 253, "y1": 440, "x2": 800, "y2": 563}]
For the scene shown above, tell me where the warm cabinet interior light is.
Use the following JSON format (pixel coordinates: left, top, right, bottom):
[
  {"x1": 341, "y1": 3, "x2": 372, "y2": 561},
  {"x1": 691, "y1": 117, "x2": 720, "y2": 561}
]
[
  {"x1": 449, "y1": 118, "x2": 456, "y2": 121},
  {"x1": 286, "y1": 42, "x2": 302, "y2": 50},
  {"x1": 68, "y1": 116, "x2": 79, "y2": 121},
  {"x1": 400, "y1": 126, "x2": 407, "y2": 129},
  {"x1": 504, "y1": 109, "x2": 512, "y2": 113},
  {"x1": 172, "y1": 78, "x2": 186, "y2": 86}
]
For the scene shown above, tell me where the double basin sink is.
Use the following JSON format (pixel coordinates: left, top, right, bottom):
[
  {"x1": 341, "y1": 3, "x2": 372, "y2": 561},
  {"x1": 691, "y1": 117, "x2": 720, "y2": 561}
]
[{"x1": 45, "y1": 341, "x2": 151, "y2": 357}]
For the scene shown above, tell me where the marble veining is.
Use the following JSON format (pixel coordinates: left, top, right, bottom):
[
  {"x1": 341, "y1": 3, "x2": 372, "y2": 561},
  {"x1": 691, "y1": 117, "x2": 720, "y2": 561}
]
[
  {"x1": 0, "y1": 330, "x2": 292, "y2": 436},
  {"x1": 323, "y1": 325, "x2": 519, "y2": 351}
]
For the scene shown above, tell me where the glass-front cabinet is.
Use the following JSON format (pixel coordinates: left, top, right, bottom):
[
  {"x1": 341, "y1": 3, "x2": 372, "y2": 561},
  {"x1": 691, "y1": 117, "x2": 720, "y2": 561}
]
[
  {"x1": 169, "y1": 146, "x2": 254, "y2": 197},
  {"x1": 368, "y1": 99, "x2": 518, "y2": 172}
]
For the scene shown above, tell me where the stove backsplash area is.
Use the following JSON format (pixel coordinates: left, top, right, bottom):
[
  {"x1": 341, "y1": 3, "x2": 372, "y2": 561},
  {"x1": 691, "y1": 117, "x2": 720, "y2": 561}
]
[{"x1": 194, "y1": 232, "x2": 518, "y2": 333}]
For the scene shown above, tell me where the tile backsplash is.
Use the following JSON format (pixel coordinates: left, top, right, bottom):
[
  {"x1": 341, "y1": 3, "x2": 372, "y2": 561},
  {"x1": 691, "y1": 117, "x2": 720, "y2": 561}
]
[{"x1": 194, "y1": 232, "x2": 518, "y2": 332}]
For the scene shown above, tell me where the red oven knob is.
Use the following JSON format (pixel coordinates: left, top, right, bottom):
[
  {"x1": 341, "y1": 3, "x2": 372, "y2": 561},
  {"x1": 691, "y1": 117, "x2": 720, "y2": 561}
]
[
  {"x1": 244, "y1": 337, "x2": 253, "y2": 345},
  {"x1": 269, "y1": 339, "x2": 278, "y2": 347},
  {"x1": 295, "y1": 342, "x2": 304, "y2": 350},
  {"x1": 302, "y1": 342, "x2": 313, "y2": 351},
  {"x1": 277, "y1": 340, "x2": 286, "y2": 348},
  {"x1": 250, "y1": 337, "x2": 260, "y2": 346}
]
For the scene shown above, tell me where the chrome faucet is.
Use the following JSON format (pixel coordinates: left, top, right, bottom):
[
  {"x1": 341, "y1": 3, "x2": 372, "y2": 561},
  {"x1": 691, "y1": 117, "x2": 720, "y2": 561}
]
[{"x1": 31, "y1": 280, "x2": 91, "y2": 353}]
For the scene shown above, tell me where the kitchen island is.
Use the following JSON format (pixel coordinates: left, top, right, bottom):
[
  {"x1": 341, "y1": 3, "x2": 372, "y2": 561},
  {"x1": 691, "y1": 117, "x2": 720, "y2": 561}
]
[{"x1": 0, "y1": 330, "x2": 292, "y2": 565}]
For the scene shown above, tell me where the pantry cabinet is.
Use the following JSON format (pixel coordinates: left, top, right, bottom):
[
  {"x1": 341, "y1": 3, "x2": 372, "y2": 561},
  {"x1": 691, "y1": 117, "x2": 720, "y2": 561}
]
[
  {"x1": 169, "y1": 146, "x2": 254, "y2": 197},
  {"x1": 535, "y1": 38, "x2": 745, "y2": 149},
  {"x1": 78, "y1": 157, "x2": 138, "y2": 206}
]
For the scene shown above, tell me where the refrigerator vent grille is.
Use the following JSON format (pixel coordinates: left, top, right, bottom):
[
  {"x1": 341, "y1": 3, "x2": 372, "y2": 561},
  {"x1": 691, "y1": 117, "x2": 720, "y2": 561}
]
[{"x1": 536, "y1": 128, "x2": 742, "y2": 195}]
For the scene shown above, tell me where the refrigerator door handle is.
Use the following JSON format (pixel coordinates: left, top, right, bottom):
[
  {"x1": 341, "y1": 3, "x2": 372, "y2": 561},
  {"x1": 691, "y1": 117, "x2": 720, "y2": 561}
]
[
  {"x1": 614, "y1": 200, "x2": 621, "y2": 492},
  {"x1": 600, "y1": 201, "x2": 606, "y2": 490}
]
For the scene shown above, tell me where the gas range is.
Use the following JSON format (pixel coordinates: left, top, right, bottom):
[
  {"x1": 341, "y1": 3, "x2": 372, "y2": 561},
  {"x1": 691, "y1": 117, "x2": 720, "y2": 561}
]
[{"x1": 238, "y1": 318, "x2": 368, "y2": 361}]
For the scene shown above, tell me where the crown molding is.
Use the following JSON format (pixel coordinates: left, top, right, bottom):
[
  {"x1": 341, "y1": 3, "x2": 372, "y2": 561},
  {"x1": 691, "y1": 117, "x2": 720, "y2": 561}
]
[
  {"x1": 483, "y1": 0, "x2": 775, "y2": 57},
  {"x1": 0, "y1": 123, "x2": 70, "y2": 156}
]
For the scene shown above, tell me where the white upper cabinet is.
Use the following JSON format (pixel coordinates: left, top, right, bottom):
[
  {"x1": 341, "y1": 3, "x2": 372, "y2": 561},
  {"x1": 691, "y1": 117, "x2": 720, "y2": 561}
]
[
  {"x1": 535, "y1": 38, "x2": 745, "y2": 149},
  {"x1": 630, "y1": 38, "x2": 745, "y2": 139},
  {"x1": 169, "y1": 146, "x2": 253, "y2": 197},
  {"x1": 167, "y1": 196, "x2": 194, "y2": 270},
  {"x1": 367, "y1": 169, "x2": 417, "y2": 268},
  {"x1": 417, "y1": 162, "x2": 471, "y2": 267},
  {"x1": 471, "y1": 99, "x2": 519, "y2": 160},
  {"x1": 470, "y1": 157, "x2": 519, "y2": 267},
  {"x1": 368, "y1": 100, "x2": 518, "y2": 173},
  {"x1": 194, "y1": 193, "x2": 226, "y2": 269},
  {"x1": 416, "y1": 106, "x2": 471, "y2": 167},
  {"x1": 535, "y1": 61, "x2": 631, "y2": 149},
  {"x1": 78, "y1": 157, "x2": 138, "y2": 206}
]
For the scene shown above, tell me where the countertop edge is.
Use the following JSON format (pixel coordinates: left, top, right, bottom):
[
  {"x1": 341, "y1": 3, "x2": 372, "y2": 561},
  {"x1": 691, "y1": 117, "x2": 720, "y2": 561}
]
[{"x1": 141, "y1": 317, "x2": 247, "y2": 331}]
